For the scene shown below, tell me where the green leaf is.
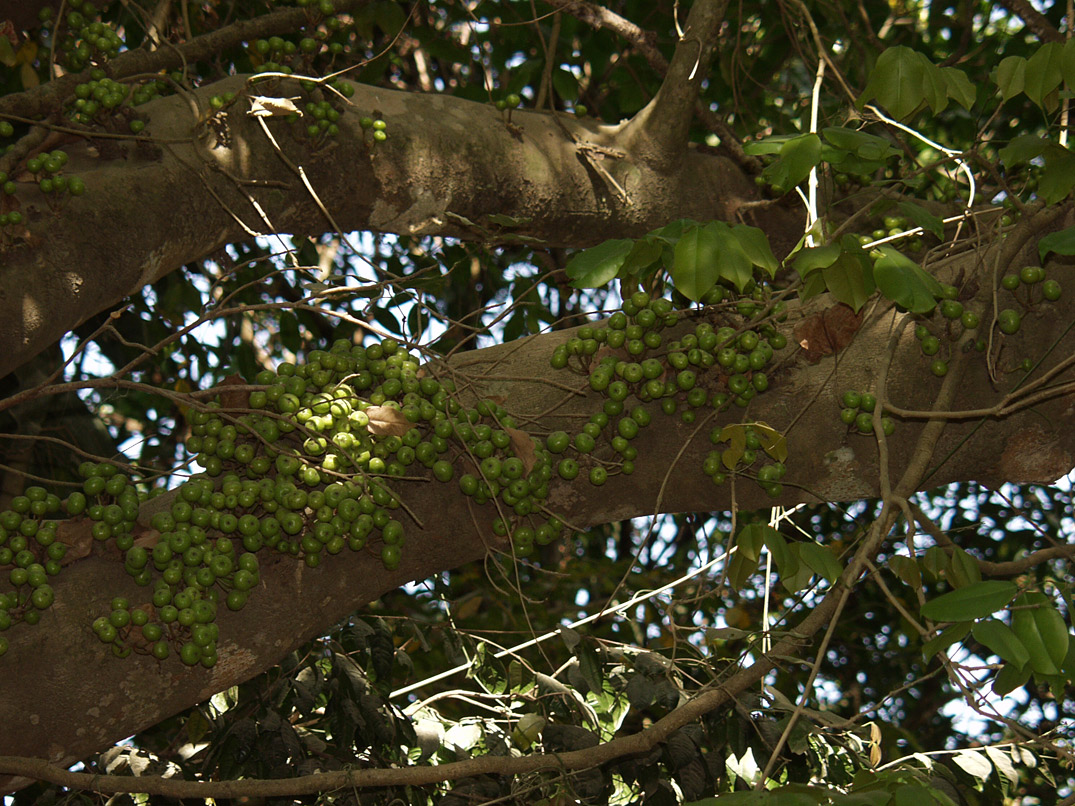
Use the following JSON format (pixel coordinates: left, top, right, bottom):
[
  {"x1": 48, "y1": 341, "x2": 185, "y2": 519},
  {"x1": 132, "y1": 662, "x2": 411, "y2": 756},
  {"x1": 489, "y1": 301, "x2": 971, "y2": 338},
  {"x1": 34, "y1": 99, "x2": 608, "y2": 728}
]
[
  {"x1": 743, "y1": 134, "x2": 799, "y2": 156},
  {"x1": 726, "y1": 549, "x2": 758, "y2": 590},
  {"x1": 620, "y1": 237, "x2": 664, "y2": 277},
  {"x1": 1024, "y1": 42, "x2": 1064, "y2": 109},
  {"x1": 942, "y1": 66, "x2": 976, "y2": 109},
  {"x1": 731, "y1": 225, "x2": 778, "y2": 277},
  {"x1": 551, "y1": 67, "x2": 579, "y2": 101},
  {"x1": 1063, "y1": 38, "x2": 1075, "y2": 90},
  {"x1": 762, "y1": 133, "x2": 821, "y2": 192},
  {"x1": 279, "y1": 312, "x2": 302, "y2": 353},
  {"x1": 793, "y1": 243, "x2": 842, "y2": 279},
  {"x1": 872, "y1": 247, "x2": 942, "y2": 313},
  {"x1": 859, "y1": 46, "x2": 927, "y2": 119},
  {"x1": 922, "y1": 621, "x2": 973, "y2": 659},
  {"x1": 822, "y1": 127, "x2": 900, "y2": 158},
  {"x1": 672, "y1": 225, "x2": 722, "y2": 300},
  {"x1": 920, "y1": 580, "x2": 1017, "y2": 622},
  {"x1": 992, "y1": 660, "x2": 1032, "y2": 696},
  {"x1": 994, "y1": 56, "x2": 1026, "y2": 101},
  {"x1": 1038, "y1": 224, "x2": 1075, "y2": 259},
  {"x1": 1030, "y1": 599, "x2": 1069, "y2": 669},
  {"x1": 709, "y1": 223, "x2": 755, "y2": 293},
  {"x1": 566, "y1": 239, "x2": 634, "y2": 288},
  {"x1": 822, "y1": 243, "x2": 875, "y2": 313},
  {"x1": 799, "y1": 542, "x2": 843, "y2": 584},
  {"x1": 1038, "y1": 144, "x2": 1075, "y2": 204},
  {"x1": 0, "y1": 37, "x2": 14, "y2": 68},
  {"x1": 972, "y1": 618, "x2": 1030, "y2": 668},
  {"x1": 781, "y1": 548, "x2": 815, "y2": 594},
  {"x1": 888, "y1": 555, "x2": 922, "y2": 590},
  {"x1": 999, "y1": 134, "x2": 1047, "y2": 169},
  {"x1": 763, "y1": 528, "x2": 794, "y2": 574},
  {"x1": 897, "y1": 201, "x2": 945, "y2": 240},
  {"x1": 946, "y1": 546, "x2": 982, "y2": 588},
  {"x1": 917, "y1": 51, "x2": 948, "y2": 114},
  {"x1": 736, "y1": 523, "x2": 771, "y2": 562},
  {"x1": 577, "y1": 636, "x2": 604, "y2": 694}
]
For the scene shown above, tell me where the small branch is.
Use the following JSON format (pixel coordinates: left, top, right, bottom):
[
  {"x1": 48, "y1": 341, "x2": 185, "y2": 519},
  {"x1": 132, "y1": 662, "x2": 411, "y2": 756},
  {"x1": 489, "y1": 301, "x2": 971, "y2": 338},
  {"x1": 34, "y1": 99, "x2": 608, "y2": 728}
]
[
  {"x1": 0, "y1": 0, "x2": 371, "y2": 171},
  {"x1": 995, "y1": 0, "x2": 1064, "y2": 42},
  {"x1": 911, "y1": 503, "x2": 1075, "y2": 577},
  {"x1": 545, "y1": 1, "x2": 666, "y2": 69}
]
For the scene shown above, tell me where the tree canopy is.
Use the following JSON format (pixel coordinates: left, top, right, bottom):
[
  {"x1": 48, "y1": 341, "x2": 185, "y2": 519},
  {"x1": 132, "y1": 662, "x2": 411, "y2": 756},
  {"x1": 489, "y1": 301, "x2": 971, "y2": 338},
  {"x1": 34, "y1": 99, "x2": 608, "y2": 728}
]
[{"x1": 1, "y1": 0, "x2": 1075, "y2": 803}]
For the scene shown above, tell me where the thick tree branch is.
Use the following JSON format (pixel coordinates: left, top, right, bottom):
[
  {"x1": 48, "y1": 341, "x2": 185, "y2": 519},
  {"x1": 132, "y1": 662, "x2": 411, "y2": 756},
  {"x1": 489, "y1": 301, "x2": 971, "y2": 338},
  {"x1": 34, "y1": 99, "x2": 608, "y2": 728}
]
[
  {"x1": 0, "y1": 74, "x2": 767, "y2": 380},
  {"x1": 549, "y1": 0, "x2": 757, "y2": 171},
  {"x1": 3, "y1": 238, "x2": 1075, "y2": 786},
  {"x1": 620, "y1": 0, "x2": 729, "y2": 170}
]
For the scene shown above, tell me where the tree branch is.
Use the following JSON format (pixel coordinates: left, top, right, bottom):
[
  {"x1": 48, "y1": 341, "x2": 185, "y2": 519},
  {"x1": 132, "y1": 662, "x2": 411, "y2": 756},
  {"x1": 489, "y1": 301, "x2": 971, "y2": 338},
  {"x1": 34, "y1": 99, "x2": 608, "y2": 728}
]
[
  {"x1": 619, "y1": 0, "x2": 730, "y2": 170},
  {"x1": 0, "y1": 74, "x2": 762, "y2": 380},
  {"x1": 994, "y1": 0, "x2": 1064, "y2": 43},
  {"x1": 548, "y1": 0, "x2": 757, "y2": 170}
]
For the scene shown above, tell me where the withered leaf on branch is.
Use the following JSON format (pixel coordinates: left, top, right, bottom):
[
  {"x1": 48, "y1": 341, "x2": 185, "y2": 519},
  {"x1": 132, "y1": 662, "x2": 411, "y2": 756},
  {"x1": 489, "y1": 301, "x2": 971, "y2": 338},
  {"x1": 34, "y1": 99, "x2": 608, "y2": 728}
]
[
  {"x1": 365, "y1": 406, "x2": 414, "y2": 437},
  {"x1": 793, "y1": 303, "x2": 863, "y2": 363}
]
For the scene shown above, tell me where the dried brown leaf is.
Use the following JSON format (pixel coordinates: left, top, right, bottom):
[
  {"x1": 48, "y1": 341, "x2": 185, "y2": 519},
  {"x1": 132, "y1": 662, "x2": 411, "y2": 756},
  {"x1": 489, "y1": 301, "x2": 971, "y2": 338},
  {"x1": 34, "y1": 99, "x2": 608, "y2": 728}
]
[
  {"x1": 365, "y1": 405, "x2": 414, "y2": 436},
  {"x1": 217, "y1": 373, "x2": 249, "y2": 409},
  {"x1": 508, "y1": 428, "x2": 537, "y2": 475},
  {"x1": 793, "y1": 303, "x2": 862, "y2": 363}
]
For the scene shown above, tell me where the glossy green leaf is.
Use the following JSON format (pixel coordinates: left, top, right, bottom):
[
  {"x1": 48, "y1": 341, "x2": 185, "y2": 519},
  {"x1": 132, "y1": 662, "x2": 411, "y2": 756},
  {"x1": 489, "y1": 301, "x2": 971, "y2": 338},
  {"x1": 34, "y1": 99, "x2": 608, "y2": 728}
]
[
  {"x1": 743, "y1": 134, "x2": 799, "y2": 156},
  {"x1": 919, "y1": 52, "x2": 948, "y2": 113},
  {"x1": 1011, "y1": 599, "x2": 1060, "y2": 676},
  {"x1": 1024, "y1": 42, "x2": 1064, "y2": 109},
  {"x1": 920, "y1": 580, "x2": 1017, "y2": 622},
  {"x1": 947, "y1": 546, "x2": 982, "y2": 588},
  {"x1": 620, "y1": 238, "x2": 664, "y2": 277},
  {"x1": 888, "y1": 555, "x2": 921, "y2": 590},
  {"x1": 922, "y1": 621, "x2": 973, "y2": 659},
  {"x1": 1063, "y1": 38, "x2": 1075, "y2": 89},
  {"x1": 737, "y1": 523, "x2": 772, "y2": 563},
  {"x1": 822, "y1": 127, "x2": 899, "y2": 158},
  {"x1": 992, "y1": 660, "x2": 1032, "y2": 695},
  {"x1": 672, "y1": 225, "x2": 721, "y2": 300},
  {"x1": 731, "y1": 225, "x2": 778, "y2": 277},
  {"x1": 859, "y1": 46, "x2": 927, "y2": 119},
  {"x1": 781, "y1": 548, "x2": 815, "y2": 594},
  {"x1": 1030, "y1": 598, "x2": 1069, "y2": 669},
  {"x1": 1038, "y1": 224, "x2": 1075, "y2": 259},
  {"x1": 821, "y1": 245, "x2": 875, "y2": 313},
  {"x1": 972, "y1": 618, "x2": 1030, "y2": 668},
  {"x1": 763, "y1": 528, "x2": 793, "y2": 575},
  {"x1": 999, "y1": 134, "x2": 1047, "y2": 169},
  {"x1": 942, "y1": 66, "x2": 975, "y2": 109},
  {"x1": 566, "y1": 238, "x2": 634, "y2": 288},
  {"x1": 799, "y1": 542, "x2": 843, "y2": 584},
  {"x1": 1038, "y1": 144, "x2": 1075, "y2": 204},
  {"x1": 994, "y1": 56, "x2": 1026, "y2": 101},
  {"x1": 872, "y1": 246, "x2": 942, "y2": 313},
  {"x1": 761, "y1": 133, "x2": 821, "y2": 192},
  {"x1": 793, "y1": 243, "x2": 842, "y2": 278},
  {"x1": 711, "y1": 223, "x2": 755, "y2": 292},
  {"x1": 897, "y1": 201, "x2": 945, "y2": 240},
  {"x1": 551, "y1": 68, "x2": 579, "y2": 102}
]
